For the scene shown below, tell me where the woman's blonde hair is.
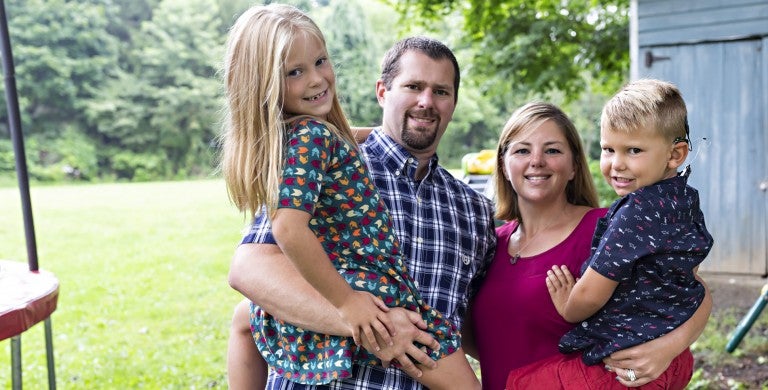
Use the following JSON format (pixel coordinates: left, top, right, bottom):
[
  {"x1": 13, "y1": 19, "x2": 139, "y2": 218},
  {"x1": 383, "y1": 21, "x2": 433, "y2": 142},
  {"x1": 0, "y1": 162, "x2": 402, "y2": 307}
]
[
  {"x1": 219, "y1": 4, "x2": 353, "y2": 216},
  {"x1": 494, "y1": 102, "x2": 599, "y2": 222}
]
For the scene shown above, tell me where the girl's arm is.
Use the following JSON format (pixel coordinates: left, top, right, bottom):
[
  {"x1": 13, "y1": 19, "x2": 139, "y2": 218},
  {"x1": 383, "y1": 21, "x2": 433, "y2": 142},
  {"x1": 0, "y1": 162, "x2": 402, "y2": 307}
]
[
  {"x1": 271, "y1": 208, "x2": 394, "y2": 349},
  {"x1": 604, "y1": 269, "x2": 712, "y2": 387},
  {"x1": 547, "y1": 265, "x2": 618, "y2": 323}
]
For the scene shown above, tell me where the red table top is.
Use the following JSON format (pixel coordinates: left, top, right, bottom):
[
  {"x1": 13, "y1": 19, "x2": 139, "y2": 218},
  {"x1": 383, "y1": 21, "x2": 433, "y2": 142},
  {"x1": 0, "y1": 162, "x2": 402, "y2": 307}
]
[{"x1": 0, "y1": 259, "x2": 59, "y2": 341}]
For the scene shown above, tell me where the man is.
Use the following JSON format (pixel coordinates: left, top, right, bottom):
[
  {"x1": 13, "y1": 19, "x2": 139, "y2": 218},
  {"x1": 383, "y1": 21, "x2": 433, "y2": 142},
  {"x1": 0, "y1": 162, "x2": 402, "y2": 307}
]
[{"x1": 228, "y1": 36, "x2": 496, "y2": 389}]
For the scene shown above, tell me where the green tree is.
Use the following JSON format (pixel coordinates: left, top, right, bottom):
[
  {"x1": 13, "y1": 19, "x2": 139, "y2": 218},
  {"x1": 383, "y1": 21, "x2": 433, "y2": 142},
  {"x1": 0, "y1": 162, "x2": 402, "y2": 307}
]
[
  {"x1": 86, "y1": 0, "x2": 224, "y2": 179},
  {"x1": 390, "y1": 0, "x2": 629, "y2": 103},
  {"x1": 318, "y1": 0, "x2": 383, "y2": 127},
  {"x1": 2, "y1": 0, "x2": 120, "y2": 162},
  {"x1": 216, "y1": 0, "x2": 253, "y2": 31}
]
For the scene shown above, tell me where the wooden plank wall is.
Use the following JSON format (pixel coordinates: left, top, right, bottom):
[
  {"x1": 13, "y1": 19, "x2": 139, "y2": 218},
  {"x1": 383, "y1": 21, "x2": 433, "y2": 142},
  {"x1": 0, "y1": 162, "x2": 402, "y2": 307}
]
[
  {"x1": 638, "y1": 0, "x2": 768, "y2": 46},
  {"x1": 635, "y1": 0, "x2": 768, "y2": 275}
]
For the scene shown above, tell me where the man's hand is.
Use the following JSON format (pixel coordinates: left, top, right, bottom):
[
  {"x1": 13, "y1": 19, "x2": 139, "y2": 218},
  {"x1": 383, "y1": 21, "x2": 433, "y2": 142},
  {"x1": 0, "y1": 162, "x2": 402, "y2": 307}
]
[{"x1": 360, "y1": 307, "x2": 440, "y2": 379}]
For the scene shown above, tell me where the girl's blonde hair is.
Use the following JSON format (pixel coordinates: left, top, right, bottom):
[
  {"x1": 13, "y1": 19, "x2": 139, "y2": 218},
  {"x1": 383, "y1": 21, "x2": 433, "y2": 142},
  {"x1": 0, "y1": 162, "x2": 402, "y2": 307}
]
[
  {"x1": 494, "y1": 102, "x2": 599, "y2": 222},
  {"x1": 219, "y1": 4, "x2": 353, "y2": 216}
]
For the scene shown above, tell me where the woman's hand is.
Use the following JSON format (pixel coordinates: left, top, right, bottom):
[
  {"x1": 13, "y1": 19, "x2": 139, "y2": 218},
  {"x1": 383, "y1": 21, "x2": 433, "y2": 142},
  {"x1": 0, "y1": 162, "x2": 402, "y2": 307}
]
[
  {"x1": 603, "y1": 335, "x2": 678, "y2": 387},
  {"x1": 337, "y1": 291, "x2": 393, "y2": 350}
]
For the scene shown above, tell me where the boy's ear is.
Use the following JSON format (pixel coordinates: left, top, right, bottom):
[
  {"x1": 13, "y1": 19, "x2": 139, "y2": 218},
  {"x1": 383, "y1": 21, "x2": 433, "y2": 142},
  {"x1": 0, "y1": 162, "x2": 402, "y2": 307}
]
[{"x1": 668, "y1": 141, "x2": 689, "y2": 170}]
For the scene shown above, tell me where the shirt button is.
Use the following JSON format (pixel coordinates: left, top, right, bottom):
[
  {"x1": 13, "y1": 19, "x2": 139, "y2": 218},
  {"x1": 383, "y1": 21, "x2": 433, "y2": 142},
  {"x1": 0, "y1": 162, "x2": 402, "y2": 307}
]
[
  {"x1": 416, "y1": 237, "x2": 424, "y2": 243},
  {"x1": 461, "y1": 255, "x2": 471, "y2": 265},
  {"x1": 395, "y1": 169, "x2": 401, "y2": 176}
]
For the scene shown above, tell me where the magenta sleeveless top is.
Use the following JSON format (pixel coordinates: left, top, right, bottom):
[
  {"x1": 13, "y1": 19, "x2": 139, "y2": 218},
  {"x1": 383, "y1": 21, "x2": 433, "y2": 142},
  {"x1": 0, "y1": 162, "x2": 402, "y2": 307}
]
[{"x1": 471, "y1": 208, "x2": 607, "y2": 390}]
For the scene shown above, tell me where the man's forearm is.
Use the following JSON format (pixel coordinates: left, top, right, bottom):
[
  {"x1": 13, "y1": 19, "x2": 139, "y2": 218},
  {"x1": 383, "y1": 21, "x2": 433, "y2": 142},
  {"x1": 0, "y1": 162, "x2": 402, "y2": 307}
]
[
  {"x1": 230, "y1": 243, "x2": 441, "y2": 373},
  {"x1": 228, "y1": 243, "x2": 350, "y2": 335}
]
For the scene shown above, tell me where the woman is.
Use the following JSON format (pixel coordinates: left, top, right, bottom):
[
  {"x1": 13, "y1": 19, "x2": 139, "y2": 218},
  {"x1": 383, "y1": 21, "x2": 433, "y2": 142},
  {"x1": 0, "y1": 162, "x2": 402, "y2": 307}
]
[{"x1": 463, "y1": 102, "x2": 712, "y2": 389}]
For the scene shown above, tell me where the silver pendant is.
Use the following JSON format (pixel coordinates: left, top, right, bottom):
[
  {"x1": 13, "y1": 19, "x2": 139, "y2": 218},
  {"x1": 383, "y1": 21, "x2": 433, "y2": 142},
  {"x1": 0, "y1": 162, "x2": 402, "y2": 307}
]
[{"x1": 510, "y1": 254, "x2": 520, "y2": 265}]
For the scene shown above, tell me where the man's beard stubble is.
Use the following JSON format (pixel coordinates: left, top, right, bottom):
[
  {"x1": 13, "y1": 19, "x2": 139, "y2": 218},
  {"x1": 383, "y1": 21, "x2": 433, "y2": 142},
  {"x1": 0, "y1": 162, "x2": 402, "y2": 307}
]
[{"x1": 400, "y1": 111, "x2": 439, "y2": 150}]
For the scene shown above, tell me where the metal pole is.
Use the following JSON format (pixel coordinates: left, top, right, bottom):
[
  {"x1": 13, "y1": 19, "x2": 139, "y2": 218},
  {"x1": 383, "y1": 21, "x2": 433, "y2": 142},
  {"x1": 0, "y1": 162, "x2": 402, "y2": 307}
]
[
  {"x1": 1, "y1": 3, "x2": 57, "y2": 390},
  {"x1": 45, "y1": 318, "x2": 57, "y2": 390},
  {"x1": 0, "y1": 0, "x2": 39, "y2": 271},
  {"x1": 726, "y1": 283, "x2": 768, "y2": 353},
  {"x1": 11, "y1": 335, "x2": 21, "y2": 390}
]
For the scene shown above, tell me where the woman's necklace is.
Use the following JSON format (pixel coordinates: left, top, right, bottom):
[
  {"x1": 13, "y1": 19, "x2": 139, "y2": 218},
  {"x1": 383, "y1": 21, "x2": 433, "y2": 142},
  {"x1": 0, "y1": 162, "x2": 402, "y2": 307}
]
[{"x1": 509, "y1": 215, "x2": 561, "y2": 265}]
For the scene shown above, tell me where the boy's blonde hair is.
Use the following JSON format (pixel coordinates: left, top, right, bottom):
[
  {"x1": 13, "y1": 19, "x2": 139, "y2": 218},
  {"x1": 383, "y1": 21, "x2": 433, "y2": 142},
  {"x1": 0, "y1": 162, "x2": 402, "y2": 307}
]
[
  {"x1": 219, "y1": 4, "x2": 353, "y2": 216},
  {"x1": 494, "y1": 102, "x2": 599, "y2": 222},
  {"x1": 601, "y1": 79, "x2": 688, "y2": 141}
]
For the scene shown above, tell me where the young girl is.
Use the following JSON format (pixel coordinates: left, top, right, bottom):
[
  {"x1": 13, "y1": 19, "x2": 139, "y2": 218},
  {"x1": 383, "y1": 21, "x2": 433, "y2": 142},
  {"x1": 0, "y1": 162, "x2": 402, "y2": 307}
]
[
  {"x1": 505, "y1": 79, "x2": 713, "y2": 389},
  {"x1": 219, "y1": 4, "x2": 479, "y2": 388}
]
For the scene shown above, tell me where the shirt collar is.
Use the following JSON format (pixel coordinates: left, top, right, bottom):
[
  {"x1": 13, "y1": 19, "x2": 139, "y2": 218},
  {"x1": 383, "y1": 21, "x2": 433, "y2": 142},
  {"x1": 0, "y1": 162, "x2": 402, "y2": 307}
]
[{"x1": 364, "y1": 127, "x2": 440, "y2": 180}]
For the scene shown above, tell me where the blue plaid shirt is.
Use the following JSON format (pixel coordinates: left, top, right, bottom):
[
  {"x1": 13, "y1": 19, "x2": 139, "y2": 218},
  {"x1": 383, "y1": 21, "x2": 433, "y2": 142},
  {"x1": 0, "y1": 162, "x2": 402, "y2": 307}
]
[{"x1": 242, "y1": 127, "x2": 497, "y2": 390}]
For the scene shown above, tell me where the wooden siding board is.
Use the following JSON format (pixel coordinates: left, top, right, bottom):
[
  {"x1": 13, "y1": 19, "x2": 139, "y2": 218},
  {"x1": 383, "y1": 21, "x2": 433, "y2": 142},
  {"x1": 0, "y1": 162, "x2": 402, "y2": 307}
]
[
  {"x1": 687, "y1": 44, "x2": 727, "y2": 271},
  {"x1": 640, "y1": 3, "x2": 768, "y2": 27},
  {"x1": 640, "y1": 20, "x2": 768, "y2": 47},
  {"x1": 679, "y1": 45, "x2": 718, "y2": 271},
  {"x1": 723, "y1": 42, "x2": 754, "y2": 271},
  {"x1": 637, "y1": 0, "x2": 768, "y2": 46},
  {"x1": 639, "y1": 0, "x2": 765, "y2": 17},
  {"x1": 715, "y1": 41, "x2": 765, "y2": 274},
  {"x1": 760, "y1": 37, "x2": 768, "y2": 275},
  {"x1": 639, "y1": 40, "x2": 767, "y2": 274},
  {"x1": 634, "y1": 1, "x2": 768, "y2": 275}
]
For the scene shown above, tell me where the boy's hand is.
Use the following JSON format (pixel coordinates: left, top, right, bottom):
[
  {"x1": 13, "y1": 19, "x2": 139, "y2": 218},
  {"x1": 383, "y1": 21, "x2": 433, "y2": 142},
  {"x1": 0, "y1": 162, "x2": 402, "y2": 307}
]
[
  {"x1": 546, "y1": 265, "x2": 576, "y2": 317},
  {"x1": 337, "y1": 291, "x2": 393, "y2": 350}
]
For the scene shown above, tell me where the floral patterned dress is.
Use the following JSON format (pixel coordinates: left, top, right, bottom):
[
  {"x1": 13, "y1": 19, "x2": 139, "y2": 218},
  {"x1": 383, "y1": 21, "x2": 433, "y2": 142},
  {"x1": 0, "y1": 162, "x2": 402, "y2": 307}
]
[{"x1": 250, "y1": 117, "x2": 460, "y2": 384}]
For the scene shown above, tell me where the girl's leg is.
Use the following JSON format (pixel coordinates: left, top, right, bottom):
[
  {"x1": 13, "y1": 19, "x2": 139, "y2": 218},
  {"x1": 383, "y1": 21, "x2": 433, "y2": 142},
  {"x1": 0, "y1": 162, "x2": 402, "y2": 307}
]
[
  {"x1": 417, "y1": 348, "x2": 480, "y2": 390},
  {"x1": 227, "y1": 299, "x2": 268, "y2": 390}
]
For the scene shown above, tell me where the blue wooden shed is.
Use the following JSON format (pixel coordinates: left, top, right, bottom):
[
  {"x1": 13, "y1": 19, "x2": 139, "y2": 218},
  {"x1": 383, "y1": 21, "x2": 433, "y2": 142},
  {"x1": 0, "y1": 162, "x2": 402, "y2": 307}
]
[{"x1": 630, "y1": 0, "x2": 768, "y2": 276}]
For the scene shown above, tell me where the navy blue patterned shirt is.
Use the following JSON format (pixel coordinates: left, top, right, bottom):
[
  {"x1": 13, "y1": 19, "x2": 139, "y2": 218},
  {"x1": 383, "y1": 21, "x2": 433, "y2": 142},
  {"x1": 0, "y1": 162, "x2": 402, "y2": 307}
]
[
  {"x1": 559, "y1": 172, "x2": 713, "y2": 365},
  {"x1": 242, "y1": 127, "x2": 497, "y2": 389}
]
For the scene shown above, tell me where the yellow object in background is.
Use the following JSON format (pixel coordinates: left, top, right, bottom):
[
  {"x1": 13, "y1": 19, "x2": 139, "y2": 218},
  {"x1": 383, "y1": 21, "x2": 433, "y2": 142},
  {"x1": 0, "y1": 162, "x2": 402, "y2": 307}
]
[{"x1": 462, "y1": 149, "x2": 496, "y2": 175}]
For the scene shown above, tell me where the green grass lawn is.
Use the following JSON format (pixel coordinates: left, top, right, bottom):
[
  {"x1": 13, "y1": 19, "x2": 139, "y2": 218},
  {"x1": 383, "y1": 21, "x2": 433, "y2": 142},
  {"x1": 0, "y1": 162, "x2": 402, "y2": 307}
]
[
  {"x1": 0, "y1": 179, "x2": 247, "y2": 388},
  {"x1": 2, "y1": 179, "x2": 765, "y2": 389}
]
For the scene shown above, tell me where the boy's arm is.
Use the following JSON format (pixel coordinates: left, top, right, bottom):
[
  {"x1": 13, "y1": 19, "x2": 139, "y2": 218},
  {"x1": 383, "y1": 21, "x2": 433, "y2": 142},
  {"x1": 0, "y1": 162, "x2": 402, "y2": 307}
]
[{"x1": 551, "y1": 266, "x2": 618, "y2": 323}]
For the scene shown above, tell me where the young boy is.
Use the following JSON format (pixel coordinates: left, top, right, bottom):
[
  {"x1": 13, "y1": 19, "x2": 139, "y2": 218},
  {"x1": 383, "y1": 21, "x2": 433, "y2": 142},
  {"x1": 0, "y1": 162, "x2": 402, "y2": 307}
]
[{"x1": 505, "y1": 79, "x2": 714, "y2": 389}]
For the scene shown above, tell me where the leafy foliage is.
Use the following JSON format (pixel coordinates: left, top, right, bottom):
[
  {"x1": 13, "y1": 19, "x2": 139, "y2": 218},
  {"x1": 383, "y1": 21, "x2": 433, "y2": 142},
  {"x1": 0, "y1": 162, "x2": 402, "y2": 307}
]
[
  {"x1": 91, "y1": 0, "x2": 223, "y2": 178},
  {"x1": 4, "y1": 0, "x2": 119, "y2": 134},
  {"x1": 1, "y1": 0, "x2": 225, "y2": 180},
  {"x1": 589, "y1": 160, "x2": 618, "y2": 207},
  {"x1": 319, "y1": 0, "x2": 384, "y2": 127},
  {"x1": 0, "y1": 0, "x2": 629, "y2": 182},
  {"x1": 389, "y1": 0, "x2": 630, "y2": 103}
]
